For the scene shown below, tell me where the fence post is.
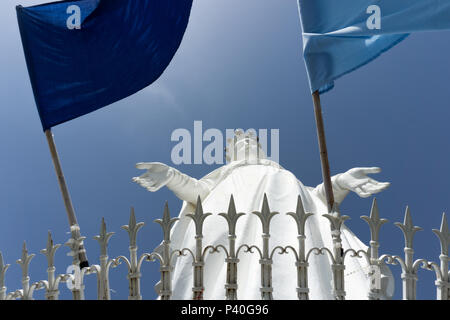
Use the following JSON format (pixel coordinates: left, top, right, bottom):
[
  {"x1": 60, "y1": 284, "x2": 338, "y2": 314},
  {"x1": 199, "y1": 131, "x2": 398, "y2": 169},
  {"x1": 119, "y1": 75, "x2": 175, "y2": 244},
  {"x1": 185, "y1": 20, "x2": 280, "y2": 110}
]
[
  {"x1": 0, "y1": 252, "x2": 9, "y2": 300},
  {"x1": 186, "y1": 196, "x2": 211, "y2": 300},
  {"x1": 121, "y1": 207, "x2": 145, "y2": 300},
  {"x1": 394, "y1": 207, "x2": 422, "y2": 300},
  {"x1": 323, "y1": 204, "x2": 350, "y2": 300},
  {"x1": 16, "y1": 242, "x2": 35, "y2": 300},
  {"x1": 219, "y1": 195, "x2": 245, "y2": 300},
  {"x1": 253, "y1": 194, "x2": 279, "y2": 300},
  {"x1": 65, "y1": 233, "x2": 86, "y2": 300},
  {"x1": 286, "y1": 195, "x2": 313, "y2": 300},
  {"x1": 40, "y1": 232, "x2": 62, "y2": 300},
  {"x1": 361, "y1": 198, "x2": 388, "y2": 300},
  {"x1": 432, "y1": 212, "x2": 450, "y2": 300},
  {"x1": 154, "y1": 202, "x2": 179, "y2": 300},
  {"x1": 93, "y1": 218, "x2": 114, "y2": 300}
]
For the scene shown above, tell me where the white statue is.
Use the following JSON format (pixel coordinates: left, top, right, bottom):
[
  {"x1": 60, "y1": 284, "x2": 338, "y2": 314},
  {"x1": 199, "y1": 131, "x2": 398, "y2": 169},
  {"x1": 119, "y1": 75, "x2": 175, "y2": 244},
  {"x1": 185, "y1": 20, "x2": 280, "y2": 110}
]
[{"x1": 133, "y1": 130, "x2": 394, "y2": 299}]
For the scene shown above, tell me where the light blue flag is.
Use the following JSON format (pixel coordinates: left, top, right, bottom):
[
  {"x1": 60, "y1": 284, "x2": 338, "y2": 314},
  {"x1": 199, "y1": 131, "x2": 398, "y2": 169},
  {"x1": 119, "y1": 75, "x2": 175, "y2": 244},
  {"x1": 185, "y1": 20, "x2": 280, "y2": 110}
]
[{"x1": 298, "y1": 0, "x2": 450, "y2": 93}]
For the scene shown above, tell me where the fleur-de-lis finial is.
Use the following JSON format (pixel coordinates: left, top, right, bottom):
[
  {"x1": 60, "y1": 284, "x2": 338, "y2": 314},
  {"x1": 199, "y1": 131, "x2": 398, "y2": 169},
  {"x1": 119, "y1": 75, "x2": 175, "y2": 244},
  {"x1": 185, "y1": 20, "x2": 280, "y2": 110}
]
[
  {"x1": 361, "y1": 198, "x2": 388, "y2": 242},
  {"x1": 323, "y1": 203, "x2": 350, "y2": 232},
  {"x1": 16, "y1": 242, "x2": 35, "y2": 278},
  {"x1": 0, "y1": 252, "x2": 10, "y2": 288},
  {"x1": 40, "y1": 231, "x2": 61, "y2": 268},
  {"x1": 286, "y1": 195, "x2": 314, "y2": 236},
  {"x1": 186, "y1": 196, "x2": 212, "y2": 236},
  {"x1": 94, "y1": 218, "x2": 115, "y2": 256},
  {"x1": 253, "y1": 194, "x2": 279, "y2": 234},
  {"x1": 121, "y1": 207, "x2": 145, "y2": 247},
  {"x1": 394, "y1": 206, "x2": 422, "y2": 249},
  {"x1": 432, "y1": 212, "x2": 450, "y2": 256},
  {"x1": 219, "y1": 195, "x2": 245, "y2": 236},
  {"x1": 154, "y1": 201, "x2": 179, "y2": 242}
]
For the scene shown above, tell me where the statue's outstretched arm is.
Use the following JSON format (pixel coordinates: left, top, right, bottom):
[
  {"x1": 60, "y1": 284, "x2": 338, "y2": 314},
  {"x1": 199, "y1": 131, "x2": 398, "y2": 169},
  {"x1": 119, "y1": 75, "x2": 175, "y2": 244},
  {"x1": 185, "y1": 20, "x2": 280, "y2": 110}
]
[
  {"x1": 132, "y1": 162, "x2": 211, "y2": 204},
  {"x1": 313, "y1": 167, "x2": 390, "y2": 204},
  {"x1": 312, "y1": 174, "x2": 350, "y2": 205}
]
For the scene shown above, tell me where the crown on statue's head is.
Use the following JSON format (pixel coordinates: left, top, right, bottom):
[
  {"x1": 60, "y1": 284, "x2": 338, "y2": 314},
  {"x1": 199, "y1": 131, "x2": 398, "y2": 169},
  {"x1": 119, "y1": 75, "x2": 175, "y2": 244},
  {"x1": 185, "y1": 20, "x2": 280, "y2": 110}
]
[
  {"x1": 229, "y1": 129, "x2": 257, "y2": 142},
  {"x1": 225, "y1": 129, "x2": 264, "y2": 162}
]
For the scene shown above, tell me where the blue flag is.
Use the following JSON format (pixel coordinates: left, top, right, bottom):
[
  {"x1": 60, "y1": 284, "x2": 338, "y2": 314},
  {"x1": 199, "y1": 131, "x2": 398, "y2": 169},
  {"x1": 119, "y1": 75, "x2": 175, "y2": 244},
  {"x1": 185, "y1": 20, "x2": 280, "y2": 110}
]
[
  {"x1": 298, "y1": 0, "x2": 450, "y2": 94},
  {"x1": 16, "y1": 0, "x2": 192, "y2": 130}
]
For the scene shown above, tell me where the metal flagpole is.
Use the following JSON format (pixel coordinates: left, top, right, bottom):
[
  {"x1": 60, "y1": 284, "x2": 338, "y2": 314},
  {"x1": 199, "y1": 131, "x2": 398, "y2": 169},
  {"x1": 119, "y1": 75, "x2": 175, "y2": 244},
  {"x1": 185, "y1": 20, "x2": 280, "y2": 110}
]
[
  {"x1": 312, "y1": 91, "x2": 334, "y2": 213},
  {"x1": 44, "y1": 129, "x2": 89, "y2": 268}
]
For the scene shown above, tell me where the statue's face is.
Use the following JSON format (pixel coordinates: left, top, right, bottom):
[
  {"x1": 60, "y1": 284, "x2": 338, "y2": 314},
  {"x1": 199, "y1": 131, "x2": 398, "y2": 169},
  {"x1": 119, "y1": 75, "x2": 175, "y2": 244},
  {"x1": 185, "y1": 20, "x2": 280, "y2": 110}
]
[{"x1": 226, "y1": 134, "x2": 266, "y2": 163}]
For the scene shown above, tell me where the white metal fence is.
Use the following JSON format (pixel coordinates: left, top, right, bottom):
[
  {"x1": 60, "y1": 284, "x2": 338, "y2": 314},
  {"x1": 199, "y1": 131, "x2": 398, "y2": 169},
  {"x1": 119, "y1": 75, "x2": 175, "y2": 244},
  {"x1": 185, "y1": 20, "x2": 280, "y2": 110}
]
[{"x1": 0, "y1": 195, "x2": 448, "y2": 300}]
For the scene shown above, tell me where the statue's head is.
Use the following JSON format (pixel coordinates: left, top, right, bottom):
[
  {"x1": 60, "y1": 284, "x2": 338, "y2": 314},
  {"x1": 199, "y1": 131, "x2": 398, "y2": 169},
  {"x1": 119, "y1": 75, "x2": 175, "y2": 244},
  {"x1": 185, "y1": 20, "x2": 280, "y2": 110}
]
[{"x1": 225, "y1": 129, "x2": 266, "y2": 163}]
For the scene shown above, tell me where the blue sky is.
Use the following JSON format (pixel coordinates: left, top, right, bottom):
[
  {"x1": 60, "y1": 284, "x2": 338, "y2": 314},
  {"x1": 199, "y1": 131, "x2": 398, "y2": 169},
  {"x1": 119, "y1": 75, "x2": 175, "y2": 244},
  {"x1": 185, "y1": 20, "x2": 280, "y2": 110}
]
[{"x1": 1, "y1": 0, "x2": 449, "y2": 300}]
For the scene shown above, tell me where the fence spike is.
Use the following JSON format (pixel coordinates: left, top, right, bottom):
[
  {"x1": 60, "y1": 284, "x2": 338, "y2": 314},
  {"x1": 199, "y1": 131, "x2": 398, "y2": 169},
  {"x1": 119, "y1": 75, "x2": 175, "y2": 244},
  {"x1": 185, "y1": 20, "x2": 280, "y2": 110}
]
[
  {"x1": 154, "y1": 202, "x2": 179, "y2": 242},
  {"x1": 391, "y1": 206, "x2": 423, "y2": 300},
  {"x1": 153, "y1": 202, "x2": 179, "y2": 300},
  {"x1": 94, "y1": 217, "x2": 115, "y2": 257},
  {"x1": 395, "y1": 206, "x2": 422, "y2": 249},
  {"x1": 218, "y1": 194, "x2": 245, "y2": 300},
  {"x1": 121, "y1": 207, "x2": 145, "y2": 248},
  {"x1": 432, "y1": 213, "x2": 450, "y2": 257},
  {"x1": 17, "y1": 242, "x2": 34, "y2": 281},
  {"x1": 40, "y1": 231, "x2": 61, "y2": 268},
  {"x1": 431, "y1": 212, "x2": 450, "y2": 299},
  {"x1": 186, "y1": 196, "x2": 212, "y2": 300},
  {"x1": 360, "y1": 198, "x2": 389, "y2": 300},
  {"x1": 120, "y1": 207, "x2": 145, "y2": 300},
  {"x1": 361, "y1": 198, "x2": 389, "y2": 244},
  {"x1": 252, "y1": 194, "x2": 279, "y2": 300},
  {"x1": 286, "y1": 195, "x2": 314, "y2": 300},
  {"x1": 187, "y1": 196, "x2": 212, "y2": 237},
  {"x1": 39, "y1": 231, "x2": 62, "y2": 300},
  {"x1": 92, "y1": 218, "x2": 115, "y2": 300},
  {"x1": 15, "y1": 242, "x2": 35, "y2": 300},
  {"x1": 323, "y1": 204, "x2": 347, "y2": 300},
  {"x1": 286, "y1": 195, "x2": 313, "y2": 237},
  {"x1": 0, "y1": 252, "x2": 10, "y2": 300},
  {"x1": 219, "y1": 195, "x2": 245, "y2": 237},
  {"x1": 253, "y1": 194, "x2": 279, "y2": 235}
]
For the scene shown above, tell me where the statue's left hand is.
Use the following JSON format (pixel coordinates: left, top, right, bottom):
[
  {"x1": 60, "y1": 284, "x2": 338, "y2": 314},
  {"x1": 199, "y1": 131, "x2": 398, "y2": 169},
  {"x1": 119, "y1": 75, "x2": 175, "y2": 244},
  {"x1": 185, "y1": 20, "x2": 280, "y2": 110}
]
[{"x1": 337, "y1": 167, "x2": 390, "y2": 198}]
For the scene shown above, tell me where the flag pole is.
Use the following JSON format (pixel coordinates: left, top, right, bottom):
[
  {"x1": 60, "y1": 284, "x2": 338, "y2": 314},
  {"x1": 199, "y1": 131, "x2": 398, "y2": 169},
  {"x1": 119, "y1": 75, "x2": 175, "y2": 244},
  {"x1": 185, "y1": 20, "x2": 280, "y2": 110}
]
[
  {"x1": 312, "y1": 91, "x2": 335, "y2": 213},
  {"x1": 44, "y1": 129, "x2": 89, "y2": 268}
]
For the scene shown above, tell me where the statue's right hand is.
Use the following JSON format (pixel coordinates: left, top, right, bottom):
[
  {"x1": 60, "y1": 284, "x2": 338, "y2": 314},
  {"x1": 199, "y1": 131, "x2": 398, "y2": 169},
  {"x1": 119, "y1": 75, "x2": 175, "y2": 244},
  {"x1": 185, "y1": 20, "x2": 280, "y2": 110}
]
[{"x1": 133, "y1": 162, "x2": 173, "y2": 192}]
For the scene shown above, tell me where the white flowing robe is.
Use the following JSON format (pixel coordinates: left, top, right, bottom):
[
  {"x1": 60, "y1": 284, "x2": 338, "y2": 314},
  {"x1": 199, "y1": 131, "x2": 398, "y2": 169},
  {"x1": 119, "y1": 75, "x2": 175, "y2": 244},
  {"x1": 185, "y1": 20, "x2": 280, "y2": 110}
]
[{"x1": 164, "y1": 159, "x2": 393, "y2": 300}]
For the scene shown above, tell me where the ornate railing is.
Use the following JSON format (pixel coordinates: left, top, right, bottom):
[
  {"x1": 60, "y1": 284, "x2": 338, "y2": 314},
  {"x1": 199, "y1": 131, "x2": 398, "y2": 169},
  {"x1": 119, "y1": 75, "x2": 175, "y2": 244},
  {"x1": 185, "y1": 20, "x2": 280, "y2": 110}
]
[{"x1": 0, "y1": 195, "x2": 448, "y2": 300}]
